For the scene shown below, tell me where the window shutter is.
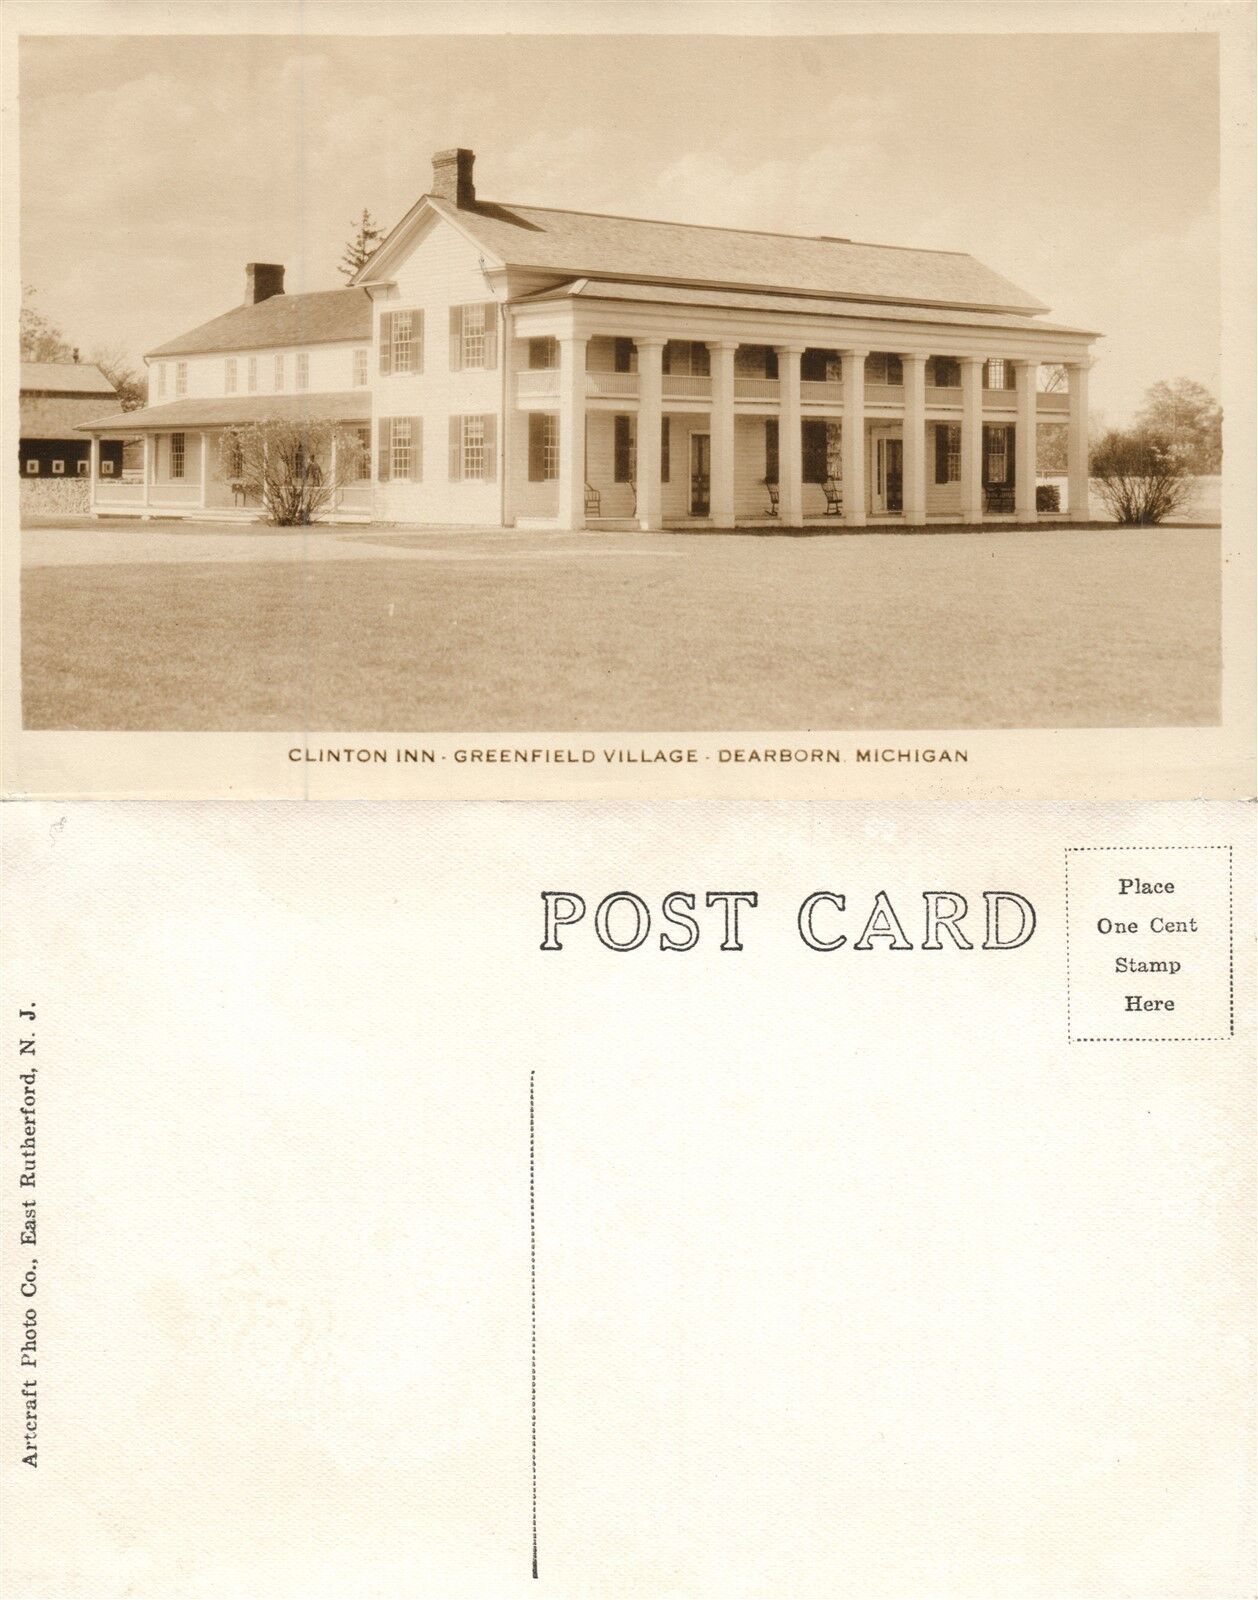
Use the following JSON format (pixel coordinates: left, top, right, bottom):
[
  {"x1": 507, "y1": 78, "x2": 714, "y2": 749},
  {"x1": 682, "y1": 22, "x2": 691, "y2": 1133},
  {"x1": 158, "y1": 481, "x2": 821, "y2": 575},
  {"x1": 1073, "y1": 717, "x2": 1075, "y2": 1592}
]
[
  {"x1": 529, "y1": 413, "x2": 544, "y2": 482},
  {"x1": 765, "y1": 348, "x2": 779, "y2": 380},
  {"x1": 803, "y1": 418, "x2": 827, "y2": 484},
  {"x1": 613, "y1": 415, "x2": 631, "y2": 483},
  {"x1": 661, "y1": 418, "x2": 670, "y2": 484},
  {"x1": 482, "y1": 304, "x2": 498, "y2": 370},
  {"x1": 412, "y1": 417, "x2": 423, "y2": 482},
  {"x1": 1004, "y1": 425, "x2": 1015, "y2": 486},
  {"x1": 765, "y1": 419, "x2": 779, "y2": 483},
  {"x1": 613, "y1": 339, "x2": 633, "y2": 374},
  {"x1": 449, "y1": 307, "x2": 463, "y2": 372},
  {"x1": 379, "y1": 313, "x2": 393, "y2": 376},
  {"x1": 935, "y1": 425, "x2": 949, "y2": 485},
  {"x1": 377, "y1": 418, "x2": 391, "y2": 482},
  {"x1": 483, "y1": 414, "x2": 497, "y2": 481},
  {"x1": 449, "y1": 416, "x2": 462, "y2": 480},
  {"x1": 414, "y1": 311, "x2": 424, "y2": 375},
  {"x1": 661, "y1": 343, "x2": 672, "y2": 376}
]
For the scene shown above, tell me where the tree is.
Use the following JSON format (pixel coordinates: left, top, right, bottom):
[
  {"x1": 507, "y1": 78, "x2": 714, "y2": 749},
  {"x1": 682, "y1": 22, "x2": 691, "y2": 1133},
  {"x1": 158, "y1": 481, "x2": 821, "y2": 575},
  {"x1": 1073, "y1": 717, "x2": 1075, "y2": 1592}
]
[
  {"x1": 20, "y1": 285, "x2": 74, "y2": 362},
  {"x1": 1090, "y1": 426, "x2": 1193, "y2": 525},
  {"x1": 91, "y1": 344, "x2": 147, "y2": 411},
  {"x1": 1135, "y1": 378, "x2": 1221, "y2": 473},
  {"x1": 338, "y1": 209, "x2": 386, "y2": 280},
  {"x1": 219, "y1": 418, "x2": 367, "y2": 525}
]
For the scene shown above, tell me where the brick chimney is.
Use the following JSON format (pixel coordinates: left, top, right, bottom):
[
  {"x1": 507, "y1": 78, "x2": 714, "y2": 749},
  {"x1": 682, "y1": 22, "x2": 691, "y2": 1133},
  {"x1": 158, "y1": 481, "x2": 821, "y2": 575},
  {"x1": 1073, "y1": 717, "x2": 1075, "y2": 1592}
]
[
  {"x1": 245, "y1": 263, "x2": 285, "y2": 304},
  {"x1": 431, "y1": 148, "x2": 476, "y2": 207}
]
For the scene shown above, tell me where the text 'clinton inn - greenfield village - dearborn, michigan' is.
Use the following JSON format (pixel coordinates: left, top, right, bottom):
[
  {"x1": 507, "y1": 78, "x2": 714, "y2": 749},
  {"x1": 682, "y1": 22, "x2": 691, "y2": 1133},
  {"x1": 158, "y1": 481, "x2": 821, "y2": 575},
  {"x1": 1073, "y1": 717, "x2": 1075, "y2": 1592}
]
[{"x1": 80, "y1": 147, "x2": 1099, "y2": 532}]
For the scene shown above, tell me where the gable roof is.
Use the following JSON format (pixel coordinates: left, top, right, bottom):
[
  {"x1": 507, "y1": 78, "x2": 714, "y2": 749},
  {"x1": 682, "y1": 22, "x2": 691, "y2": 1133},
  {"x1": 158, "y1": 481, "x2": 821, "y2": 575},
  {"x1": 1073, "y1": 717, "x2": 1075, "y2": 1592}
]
[
  {"x1": 22, "y1": 392, "x2": 120, "y2": 439},
  {"x1": 147, "y1": 287, "x2": 372, "y2": 359},
  {"x1": 363, "y1": 194, "x2": 1049, "y2": 316},
  {"x1": 21, "y1": 361, "x2": 116, "y2": 396}
]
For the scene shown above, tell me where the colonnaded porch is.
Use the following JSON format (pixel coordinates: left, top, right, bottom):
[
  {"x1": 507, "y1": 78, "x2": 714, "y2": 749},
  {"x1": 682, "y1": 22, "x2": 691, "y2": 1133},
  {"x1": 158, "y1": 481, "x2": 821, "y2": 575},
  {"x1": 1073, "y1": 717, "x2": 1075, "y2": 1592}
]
[{"x1": 509, "y1": 334, "x2": 1092, "y2": 531}]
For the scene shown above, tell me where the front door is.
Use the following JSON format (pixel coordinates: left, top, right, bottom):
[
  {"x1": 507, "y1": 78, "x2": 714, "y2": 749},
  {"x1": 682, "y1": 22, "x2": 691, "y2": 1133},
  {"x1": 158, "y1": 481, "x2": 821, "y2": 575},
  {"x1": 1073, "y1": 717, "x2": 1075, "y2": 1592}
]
[
  {"x1": 875, "y1": 436, "x2": 904, "y2": 513},
  {"x1": 690, "y1": 433, "x2": 711, "y2": 517}
]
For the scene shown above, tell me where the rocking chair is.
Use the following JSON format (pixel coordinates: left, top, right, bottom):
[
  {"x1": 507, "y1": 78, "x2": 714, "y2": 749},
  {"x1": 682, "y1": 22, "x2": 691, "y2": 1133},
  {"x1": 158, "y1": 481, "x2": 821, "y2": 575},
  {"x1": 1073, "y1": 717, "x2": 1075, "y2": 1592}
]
[
  {"x1": 765, "y1": 480, "x2": 779, "y2": 517},
  {"x1": 584, "y1": 483, "x2": 601, "y2": 518},
  {"x1": 823, "y1": 476, "x2": 843, "y2": 516}
]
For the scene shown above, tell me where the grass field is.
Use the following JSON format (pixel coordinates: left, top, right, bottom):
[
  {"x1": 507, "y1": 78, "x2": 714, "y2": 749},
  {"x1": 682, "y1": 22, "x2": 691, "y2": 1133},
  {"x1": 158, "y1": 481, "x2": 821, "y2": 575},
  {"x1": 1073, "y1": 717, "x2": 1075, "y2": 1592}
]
[{"x1": 21, "y1": 524, "x2": 1220, "y2": 730}]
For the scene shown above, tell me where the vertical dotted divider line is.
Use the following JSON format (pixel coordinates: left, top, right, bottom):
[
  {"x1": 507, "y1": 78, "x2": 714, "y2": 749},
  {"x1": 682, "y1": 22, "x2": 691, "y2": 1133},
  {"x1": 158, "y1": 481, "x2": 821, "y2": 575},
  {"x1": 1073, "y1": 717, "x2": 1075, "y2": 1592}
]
[
  {"x1": 531, "y1": 1069, "x2": 538, "y2": 1581},
  {"x1": 1064, "y1": 850, "x2": 1072, "y2": 1044},
  {"x1": 1228, "y1": 846, "x2": 1234, "y2": 1038}
]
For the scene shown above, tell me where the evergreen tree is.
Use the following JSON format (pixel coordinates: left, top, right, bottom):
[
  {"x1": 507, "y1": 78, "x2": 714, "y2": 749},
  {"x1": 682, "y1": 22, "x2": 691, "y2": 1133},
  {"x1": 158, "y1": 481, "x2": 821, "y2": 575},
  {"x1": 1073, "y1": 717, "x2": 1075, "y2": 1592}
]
[{"x1": 338, "y1": 210, "x2": 386, "y2": 280}]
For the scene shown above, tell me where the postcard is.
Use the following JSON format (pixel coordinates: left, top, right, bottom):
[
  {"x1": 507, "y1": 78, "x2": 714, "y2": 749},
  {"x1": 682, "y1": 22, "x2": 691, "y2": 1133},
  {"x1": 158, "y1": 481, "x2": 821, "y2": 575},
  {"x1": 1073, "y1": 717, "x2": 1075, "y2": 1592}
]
[
  {"x1": 2, "y1": 2, "x2": 1253, "y2": 799},
  {"x1": 2, "y1": 797, "x2": 1253, "y2": 1595}
]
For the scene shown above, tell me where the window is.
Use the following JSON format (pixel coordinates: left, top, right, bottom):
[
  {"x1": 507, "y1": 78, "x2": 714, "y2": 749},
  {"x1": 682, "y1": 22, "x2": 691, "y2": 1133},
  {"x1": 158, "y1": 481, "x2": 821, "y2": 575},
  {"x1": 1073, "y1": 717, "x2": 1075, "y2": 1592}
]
[
  {"x1": 379, "y1": 310, "x2": 421, "y2": 375},
  {"x1": 528, "y1": 413, "x2": 559, "y2": 481},
  {"x1": 353, "y1": 348, "x2": 369, "y2": 387},
  {"x1": 801, "y1": 349, "x2": 842, "y2": 383},
  {"x1": 447, "y1": 414, "x2": 497, "y2": 480},
  {"x1": 390, "y1": 417, "x2": 415, "y2": 479},
  {"x1": 614, "y1": 414, "x2": 634, "y2": 483},
  {"x1": 528, "y1": 337, "x2": 558, "y2": 370},
  {"x1": 935, "y1": 424, "x2": 962, "y2": 484},
  {"x1": 662, "y1": 341, "x2": 710, "y2": 376},
  {"x1": 449, "y1": 304, "x2": 497, "y2": 371},
  {"x1": 803, "y1": 419, "x2": 841, "y2": 483},
  {"x1": 984, "y1": 424, "x2": 1010, "y2": 484},
  {"x1": 225, "y1": 357, "x2": 237, "y2": 393},
  {"x1": 52, "y1": 459, "x2": 65, "y2": 475},
  {"x1": 247, "y1": 357, "x2": 258, "y2": 393},
  {"x1": 612, "y1": 338, "x2": 635, "y2": 374},
  {"x1": 24, "y1": 458, "x2": 38, "y2": 475},
  {"x1": 100, "y1": 460, "x2": 115, "y2": 476},
  {"x1": 175, "y1": 361, "x2": 187, "y2": 396},
  {"x1": 984, "y1": 359, "x2": 1009, "y2": 390},
  {"x1": 274, "y1": 354, "x2": 285, "y2": 391},
  {"x1": 77, "y1": 459, "x2": 89, "y2": 476},
  {"x1": 355, "y1": 426, "x2": 371, "y2": 480},
  {"x1": 157, "y1": 364, "x2": 167, "y2": 398},
  {"x1": 868, "y1": 353, "x2": 903, "y2": 385},
  {"x1": 170, "y1": 432, "x2": 186, "y2": 479},
  {"x1": 296, "y1": 352, "x2": 309, "y2": 391},
  {"x1": 929, "y1": 357, "x2": 961, "y2": 388}
]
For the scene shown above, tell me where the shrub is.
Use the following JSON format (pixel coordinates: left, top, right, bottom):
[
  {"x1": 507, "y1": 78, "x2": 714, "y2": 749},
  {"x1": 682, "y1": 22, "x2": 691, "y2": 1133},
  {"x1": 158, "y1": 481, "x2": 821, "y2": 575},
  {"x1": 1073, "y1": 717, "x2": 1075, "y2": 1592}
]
[
  {"x1": 1035, "y1": 484, "x2": 1061, "y2": 513},
  {"x1": 218, "y1": 419, "x2": 367, "y2": 526},
  {"x1": 1090, "y1": 427, "x2": 1192, "y2": 525}
]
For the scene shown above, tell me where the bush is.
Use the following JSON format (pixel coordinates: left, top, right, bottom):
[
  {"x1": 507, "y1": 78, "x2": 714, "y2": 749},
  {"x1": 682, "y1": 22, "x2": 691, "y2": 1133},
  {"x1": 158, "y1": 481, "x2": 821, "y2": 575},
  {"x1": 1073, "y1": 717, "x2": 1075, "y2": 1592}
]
[
  {"x1": 1090, "y1": 427, "x2": 1192, "y2": 525},
  {"x1": 218, "y1": 419, "x2": 367, "y2": 526},
  {"x1": 1036, "y1": 484, "x2": 1060, "y2": 513}
]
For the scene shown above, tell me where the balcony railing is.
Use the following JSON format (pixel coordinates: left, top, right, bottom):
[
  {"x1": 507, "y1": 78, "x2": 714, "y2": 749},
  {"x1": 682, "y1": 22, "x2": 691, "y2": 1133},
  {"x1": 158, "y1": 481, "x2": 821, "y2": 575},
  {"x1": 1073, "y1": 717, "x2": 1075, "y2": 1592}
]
[
  {"x1": 1036, "y1": 391, "x2": 1070, "y2": 414},
  {"x1": 587, "y1": 371, "x2": 638, "y2": 399},
  {"x1": 517, "y1": 369, "x2": 559, "y2": 398},
  {"x1": 662, "y1": 373, "x2": 711, "y2": 399},
  {"x1": 981, "y1": 388, "x2": 1017, "y2": 410},
  {"x1": 866, "y1": 382, "x2": 905, "y2": 405},
  {"x1": 800, "y1": 379, "x2": 843, "y2": 403},
  {"x1": 926, "y1": 385, "x2": 962, "y2": 408},
  {"x1": 734, "y1": 377, "x2": 780, "y2": 400}
]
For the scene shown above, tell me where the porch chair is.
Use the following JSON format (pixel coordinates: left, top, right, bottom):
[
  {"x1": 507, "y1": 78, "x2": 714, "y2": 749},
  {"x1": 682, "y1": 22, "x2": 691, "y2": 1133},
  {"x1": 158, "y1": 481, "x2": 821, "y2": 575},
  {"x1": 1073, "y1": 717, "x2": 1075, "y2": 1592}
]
[
  {"x1": 823, "y1": 476, "x2": 843, "y2": 516},
  {"x1": 765, "y1": 480, "x2": 779, "y2": 516},
  {"x1": 984, "y1": 485, "x2": 1015, "y2": 514},
  {"x1": 585, "y1": 483, "x2": 601, "y2": 518}
]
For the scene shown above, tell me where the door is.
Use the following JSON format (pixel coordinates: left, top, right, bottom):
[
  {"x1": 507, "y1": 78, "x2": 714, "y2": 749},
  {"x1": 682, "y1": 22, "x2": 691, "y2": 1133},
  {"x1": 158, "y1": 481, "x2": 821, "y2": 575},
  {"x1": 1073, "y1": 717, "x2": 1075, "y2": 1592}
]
[
  {"x1": 690, "y1": 432, "x2": 711, "y2": 516},
  {"x1": 875, "y1": 436, "x2": 904, "y2": 513}
]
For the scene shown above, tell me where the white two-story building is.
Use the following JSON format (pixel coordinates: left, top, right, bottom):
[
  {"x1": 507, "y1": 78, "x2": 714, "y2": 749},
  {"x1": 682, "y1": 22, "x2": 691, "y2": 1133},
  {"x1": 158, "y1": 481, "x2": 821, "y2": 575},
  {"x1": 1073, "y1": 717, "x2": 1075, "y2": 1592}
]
[{"x1": 82, "y1": 147, "x2": 1099, "y2": 530}]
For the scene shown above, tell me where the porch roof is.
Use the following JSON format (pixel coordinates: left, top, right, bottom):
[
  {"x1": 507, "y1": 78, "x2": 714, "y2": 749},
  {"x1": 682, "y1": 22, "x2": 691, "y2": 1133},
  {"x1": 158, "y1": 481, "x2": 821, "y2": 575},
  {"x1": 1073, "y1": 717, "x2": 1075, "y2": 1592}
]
[
  {"x1": 78, "y1": 391, "x2": 370, "y2": 433},
  {"x1": 514, "y1": 278, "x2": 1100, "y2": 339}
]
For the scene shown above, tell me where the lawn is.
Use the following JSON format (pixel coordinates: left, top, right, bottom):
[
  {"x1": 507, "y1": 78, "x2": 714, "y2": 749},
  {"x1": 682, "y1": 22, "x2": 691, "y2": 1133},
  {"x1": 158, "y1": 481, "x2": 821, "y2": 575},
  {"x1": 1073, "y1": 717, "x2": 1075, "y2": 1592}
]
[{"x1": 21, "y1": 525, "x2": 1220, "y2": 730}]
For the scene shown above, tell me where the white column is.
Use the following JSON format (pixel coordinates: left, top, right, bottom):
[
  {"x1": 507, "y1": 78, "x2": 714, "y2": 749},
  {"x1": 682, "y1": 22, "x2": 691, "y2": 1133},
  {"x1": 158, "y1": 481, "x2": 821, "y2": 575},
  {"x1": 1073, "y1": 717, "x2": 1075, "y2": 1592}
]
[
  {"x1": 556, "y1": 333, "x2": 588, "y2": 531},
  {"x1": 776, "y1": 344, "x2": 804, "y2": 526},
  {"x1": 901, "y1": 352, "x2": 927, "y2": 524},
  {"x1": 636, "y1": 337, "x2": 664, "y2": 531},
  {"x1": 1066, "y1": 360, "x2": 1090, "y2": 519},
  {"x1": 142, "y1": 435, "x2": 151, "y2": 509},
  {"x1": 841, "y1": 348, "x2": 867, "y2": 526},
  {"x1": 88, "y1": 435, "x2": 99, "y2": 513},
  {"x1": 1014, "y1": 360, "x2": 1038, "y2": 519},
  {"x1": 329, "y1": 431, "x2": 339, "y2": 516},
  {"x1": 708, "y1": 339, "x2": 738, "y2": 528},
  {"x1": 960, "y1": 356, "x2": 984, "y2": 523},
  {"x1": 199, "y1": 430, "x2": 210, "y2": 509}
]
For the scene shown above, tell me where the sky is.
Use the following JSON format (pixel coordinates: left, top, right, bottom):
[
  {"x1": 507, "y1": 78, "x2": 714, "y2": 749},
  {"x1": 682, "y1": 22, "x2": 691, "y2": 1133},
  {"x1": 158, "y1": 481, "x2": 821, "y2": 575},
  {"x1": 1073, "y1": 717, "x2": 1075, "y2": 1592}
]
[{"x1": 20, "y1": 31, "x2": 1220, "y2": 422}]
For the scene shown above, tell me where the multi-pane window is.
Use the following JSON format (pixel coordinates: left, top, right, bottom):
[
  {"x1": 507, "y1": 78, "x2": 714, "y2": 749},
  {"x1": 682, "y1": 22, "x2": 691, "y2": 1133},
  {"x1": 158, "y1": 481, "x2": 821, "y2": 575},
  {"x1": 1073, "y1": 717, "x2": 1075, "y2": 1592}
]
[
  {"x1": 378, "y1": 310, "x2": 418, "y2": 375},
  {"x1": 461, "y1": 302, "x2": 487, "y2": 368},
  {"x1": 461, "y1": 414, "x2": 486, "y2": 478},
  {"x1": 296, "y1": 352, "x2": 309, "y2": 391},
  {"x1": 170, "y1": 432, "x2": 186, "y2": 479},
  {"x1": 867, "y1": 353, "x2": 903, "y2": 385},
  {"x1": 985, "y1": 359, "x2": 1008, "y2": 390},
  {"x1": 175, "y1": 362, "x2": 187, "y2": 396},
  {"x1": 801, "y1": 348, "x2": 842, "y2": 382},
  {"x1": 986, "y1": 425, "x2": 1009, "y2": 482},
  {"x1": 157, "y1": 364, "x2": 167, "y2": 398},
  {"x1": 803, "y1": 419, "x2": 842, "y2": 483},
  {"x1": 528, "y1": 337, "x2": 558, "y2": 370},
  {"x1": 247, "y1": 357, "x2": 257, "y2": 392},
  {"x1": 274, "y1": 354, "x2": 285, "y2": 391},
  {"x1": 356, "y1": 426, "x2": 372, "y2": 480},
  {"x1": 662, "y1": 341, "x2": 710, "y2": 376},
  {"x1": 528, "y1": 413, "x2": 559, "y2": 481},
  {"x1": 612, "y1": 415, "x2": 671, "y2": 485},
  {"x1": 935, "y1": 424, "x2": 961, "y2": 484},
  {"x1": 353, "y1": 348, "x2": 369, "y2": 387},
  {"x1": 390, "y1": 417, "x2": 415, "y2": 479},
  {"x1": 929, "y1": 357, "x2": 961, "y2": 388},
  {"x1": 225, "y1": 357, "x2": 237, "y2": 394}
]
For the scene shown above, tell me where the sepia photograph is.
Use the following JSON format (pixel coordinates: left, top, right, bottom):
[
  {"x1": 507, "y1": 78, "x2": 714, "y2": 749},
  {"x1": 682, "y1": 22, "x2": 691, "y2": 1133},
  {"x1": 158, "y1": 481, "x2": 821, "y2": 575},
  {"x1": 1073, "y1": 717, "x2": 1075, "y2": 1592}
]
[{"x1": 13, "y1": 25, "x2": 1230, "y2": 739}]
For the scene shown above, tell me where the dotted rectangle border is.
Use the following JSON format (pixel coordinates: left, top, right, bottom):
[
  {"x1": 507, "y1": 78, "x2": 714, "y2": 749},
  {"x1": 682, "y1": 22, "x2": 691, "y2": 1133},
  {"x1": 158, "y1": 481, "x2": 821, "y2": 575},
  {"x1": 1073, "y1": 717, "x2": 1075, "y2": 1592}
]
[{"x1": 1065, "y1": 845, "x2": 1234, "y2": 1043}]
